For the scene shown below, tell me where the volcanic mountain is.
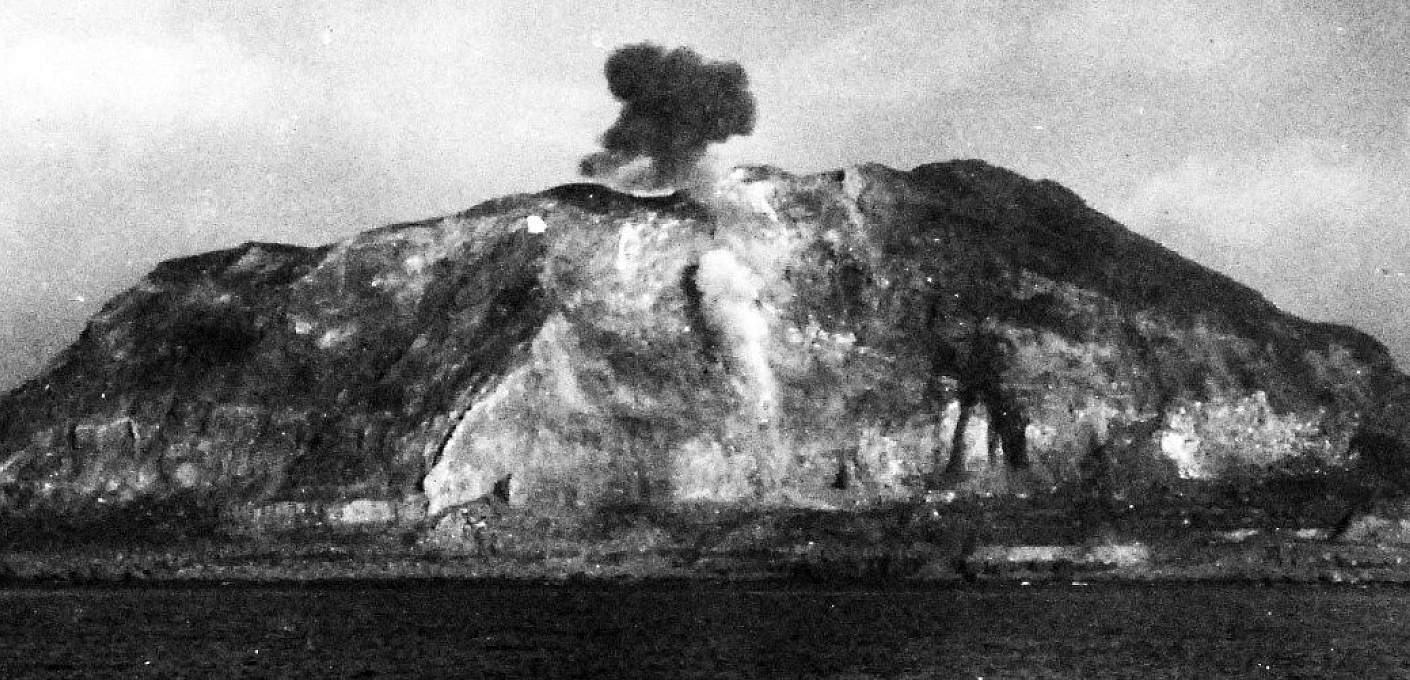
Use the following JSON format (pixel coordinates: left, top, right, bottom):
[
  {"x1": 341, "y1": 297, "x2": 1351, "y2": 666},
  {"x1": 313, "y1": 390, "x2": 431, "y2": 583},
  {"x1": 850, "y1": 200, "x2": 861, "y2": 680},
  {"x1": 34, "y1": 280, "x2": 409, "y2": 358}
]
[{"x1": 0, "y1": 161, "x2": 1403, "y2": 531}]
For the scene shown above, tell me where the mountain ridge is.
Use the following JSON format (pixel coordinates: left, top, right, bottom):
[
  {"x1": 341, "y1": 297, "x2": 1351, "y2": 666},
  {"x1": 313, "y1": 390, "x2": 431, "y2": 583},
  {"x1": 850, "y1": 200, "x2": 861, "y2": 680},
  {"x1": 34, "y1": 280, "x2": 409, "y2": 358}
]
[{"x1": 0, "y1": 159, "x2": 1402, "y2": 530}]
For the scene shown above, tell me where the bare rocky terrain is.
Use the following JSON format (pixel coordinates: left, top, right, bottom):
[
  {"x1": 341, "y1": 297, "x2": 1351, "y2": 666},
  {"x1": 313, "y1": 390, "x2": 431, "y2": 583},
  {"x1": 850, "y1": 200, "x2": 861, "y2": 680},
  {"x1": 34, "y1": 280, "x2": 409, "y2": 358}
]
[{"x1": 3, "y1": 160, "x2": 1409, "y2": 584}]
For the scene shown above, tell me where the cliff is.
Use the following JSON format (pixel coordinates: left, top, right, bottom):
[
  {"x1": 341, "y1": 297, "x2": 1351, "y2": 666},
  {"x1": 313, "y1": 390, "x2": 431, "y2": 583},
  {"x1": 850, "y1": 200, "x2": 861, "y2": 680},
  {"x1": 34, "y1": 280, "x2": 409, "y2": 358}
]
[{"x1": 0, "y1": 161, "x2": 1402, "y2": 531}]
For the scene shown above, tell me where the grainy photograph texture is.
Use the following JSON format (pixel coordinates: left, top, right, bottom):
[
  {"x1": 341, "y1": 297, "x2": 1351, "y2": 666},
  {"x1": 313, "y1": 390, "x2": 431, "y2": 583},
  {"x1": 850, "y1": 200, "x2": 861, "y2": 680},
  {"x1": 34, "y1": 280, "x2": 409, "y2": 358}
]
[{"x1": 2, "y1": 2, "x2": 1410, "y2": 678}]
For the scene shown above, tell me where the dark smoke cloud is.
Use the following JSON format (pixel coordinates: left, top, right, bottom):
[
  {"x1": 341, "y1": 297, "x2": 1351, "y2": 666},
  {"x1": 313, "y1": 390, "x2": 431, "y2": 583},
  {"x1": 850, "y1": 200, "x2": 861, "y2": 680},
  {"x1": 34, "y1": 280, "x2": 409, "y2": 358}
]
[{"x1": 581, "y1": 43, "x2": 756, "y2": 191}]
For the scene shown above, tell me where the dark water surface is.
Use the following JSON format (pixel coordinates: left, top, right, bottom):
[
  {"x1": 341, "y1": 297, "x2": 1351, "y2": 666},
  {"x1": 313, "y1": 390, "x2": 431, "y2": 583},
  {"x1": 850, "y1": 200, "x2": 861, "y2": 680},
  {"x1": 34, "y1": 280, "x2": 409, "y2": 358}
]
[{"x1": 2, "y1": 582, "x2": 1408, "y2": 678}]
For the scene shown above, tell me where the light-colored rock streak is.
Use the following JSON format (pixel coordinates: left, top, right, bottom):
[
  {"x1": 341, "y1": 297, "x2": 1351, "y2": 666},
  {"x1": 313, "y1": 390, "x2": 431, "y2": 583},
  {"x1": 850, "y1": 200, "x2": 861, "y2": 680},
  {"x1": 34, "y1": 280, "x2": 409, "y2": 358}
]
[
  {"x1": 421, "y1": 368, "x2": 526, "y2": 517},
  {"x1": 616, "y1": 221, "x2": 646, "y2": 278},
  {"x1": 695, "y1": 248, "x2": 776, "y2": 425}
]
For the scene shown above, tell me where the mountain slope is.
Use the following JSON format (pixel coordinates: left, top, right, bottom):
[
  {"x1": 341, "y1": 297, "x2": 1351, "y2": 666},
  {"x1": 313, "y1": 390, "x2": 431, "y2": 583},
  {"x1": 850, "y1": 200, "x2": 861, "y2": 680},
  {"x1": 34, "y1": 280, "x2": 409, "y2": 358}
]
[{"x1": 0, "y1": 161, "x2": 1400, "y2": 527}]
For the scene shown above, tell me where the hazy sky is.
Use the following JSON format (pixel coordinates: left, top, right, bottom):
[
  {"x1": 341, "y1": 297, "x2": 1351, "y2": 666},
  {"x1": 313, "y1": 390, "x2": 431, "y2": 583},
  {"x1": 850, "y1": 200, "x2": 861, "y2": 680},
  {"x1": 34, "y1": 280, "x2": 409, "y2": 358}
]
[{"x1": 2, "y1": 1, "x2": 1408, "y2": 389}]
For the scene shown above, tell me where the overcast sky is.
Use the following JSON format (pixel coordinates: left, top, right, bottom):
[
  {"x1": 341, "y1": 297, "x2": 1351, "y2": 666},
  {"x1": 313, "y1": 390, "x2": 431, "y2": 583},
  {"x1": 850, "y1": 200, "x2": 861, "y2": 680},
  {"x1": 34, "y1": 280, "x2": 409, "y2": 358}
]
[{"x1": 2, "y1": 1, "x2": 1408, "y2": 389}]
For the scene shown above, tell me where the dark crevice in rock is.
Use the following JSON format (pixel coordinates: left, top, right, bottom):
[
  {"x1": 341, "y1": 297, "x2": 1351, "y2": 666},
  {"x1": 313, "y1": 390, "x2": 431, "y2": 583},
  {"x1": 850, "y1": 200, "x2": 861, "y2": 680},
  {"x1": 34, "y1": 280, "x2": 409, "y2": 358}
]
[
  {"x1": 943, "y1": 331, "x2": 1030, "y2": 472},
  {"x1": 492, "y1": 475, "x2": 512, "y2": 505},
  {"x1": 0, "y1": 159, "x2": 1404, "y2": 526},
  {"x1": 831, "y1": 449, "x2": 850, "y2": 490},
  {"x1": 679, "y1": 263, "x2": 720, "y2": 364}
]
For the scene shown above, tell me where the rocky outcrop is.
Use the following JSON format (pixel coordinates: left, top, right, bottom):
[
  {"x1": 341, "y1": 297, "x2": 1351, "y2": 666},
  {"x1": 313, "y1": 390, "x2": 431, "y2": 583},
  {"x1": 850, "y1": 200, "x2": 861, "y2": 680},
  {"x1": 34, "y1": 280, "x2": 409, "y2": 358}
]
[{"x1": 0, "y1": 160, "x2": 1402, "y2": 527}]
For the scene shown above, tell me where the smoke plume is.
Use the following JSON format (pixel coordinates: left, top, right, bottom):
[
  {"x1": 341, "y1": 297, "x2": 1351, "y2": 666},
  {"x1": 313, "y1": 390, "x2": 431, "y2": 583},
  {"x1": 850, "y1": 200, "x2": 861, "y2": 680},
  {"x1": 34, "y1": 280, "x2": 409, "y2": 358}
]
[
  {"x1": 581, "y1": 43, "x2": 756, "y2": 191},
  {"x1": 695, "y1": 248, "x2": 775, "y2": 424}
]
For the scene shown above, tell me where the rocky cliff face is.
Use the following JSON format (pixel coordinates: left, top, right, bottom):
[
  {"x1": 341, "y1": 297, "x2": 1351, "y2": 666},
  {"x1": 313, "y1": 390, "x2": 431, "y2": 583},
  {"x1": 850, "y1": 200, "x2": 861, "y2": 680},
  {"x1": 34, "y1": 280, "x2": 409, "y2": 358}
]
[{"x1": 0, "y1": 161, "x2": 1402, "y2": 526}]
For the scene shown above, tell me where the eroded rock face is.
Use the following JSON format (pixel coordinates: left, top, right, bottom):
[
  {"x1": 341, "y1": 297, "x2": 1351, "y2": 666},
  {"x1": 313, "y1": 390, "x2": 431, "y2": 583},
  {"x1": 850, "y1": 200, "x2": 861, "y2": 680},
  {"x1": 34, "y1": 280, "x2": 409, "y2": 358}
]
[{"x1": 0, "y1": 161, "x2": 1402, "y2": 524}]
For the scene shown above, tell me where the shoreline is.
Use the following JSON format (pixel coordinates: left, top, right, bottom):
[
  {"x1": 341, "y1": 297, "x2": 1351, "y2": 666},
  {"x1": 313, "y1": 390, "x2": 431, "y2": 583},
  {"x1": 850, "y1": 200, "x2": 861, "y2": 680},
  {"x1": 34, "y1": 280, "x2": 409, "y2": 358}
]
[
  {"x1": 8, "y1": 536, "x2": 1410, "y2": 588},
  {"x1": 9, "y1": 493, "x2": 1410, "y2": 590},
  {"x1": 7, "y1": 573, "x2": 1410, "y2": 590}
]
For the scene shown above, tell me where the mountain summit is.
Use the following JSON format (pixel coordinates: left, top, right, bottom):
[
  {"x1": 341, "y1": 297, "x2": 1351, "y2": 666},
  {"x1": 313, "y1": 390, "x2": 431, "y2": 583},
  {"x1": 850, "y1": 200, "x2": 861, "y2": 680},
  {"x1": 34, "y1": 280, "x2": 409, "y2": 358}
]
[{"x1": 0, "y1": 161, "x2": 1401, "y2": 529}]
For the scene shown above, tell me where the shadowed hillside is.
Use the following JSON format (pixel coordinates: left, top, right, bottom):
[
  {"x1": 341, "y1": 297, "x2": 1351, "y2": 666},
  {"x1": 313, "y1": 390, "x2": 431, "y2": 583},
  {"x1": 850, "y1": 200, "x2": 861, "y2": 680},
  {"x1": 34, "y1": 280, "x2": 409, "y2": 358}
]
[{"x1": 0, "y1": 161, "x2": 1403, "y2": 536}]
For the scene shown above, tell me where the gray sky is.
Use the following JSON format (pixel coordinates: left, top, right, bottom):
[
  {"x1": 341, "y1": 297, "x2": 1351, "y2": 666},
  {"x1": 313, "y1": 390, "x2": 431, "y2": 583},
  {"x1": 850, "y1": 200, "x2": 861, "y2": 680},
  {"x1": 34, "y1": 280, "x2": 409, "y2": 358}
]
[{"x1": 3, "y1": 1, "x2": 1408, "y2": 390}]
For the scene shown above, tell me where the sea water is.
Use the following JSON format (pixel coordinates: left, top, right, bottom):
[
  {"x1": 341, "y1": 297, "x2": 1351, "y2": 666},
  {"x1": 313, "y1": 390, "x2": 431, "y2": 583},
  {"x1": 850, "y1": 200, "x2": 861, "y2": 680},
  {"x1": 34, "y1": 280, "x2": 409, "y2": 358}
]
[{"x1": 1, "y1": 582, "x2": 1405, "y2": 678}]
